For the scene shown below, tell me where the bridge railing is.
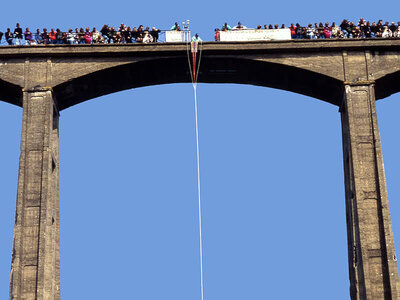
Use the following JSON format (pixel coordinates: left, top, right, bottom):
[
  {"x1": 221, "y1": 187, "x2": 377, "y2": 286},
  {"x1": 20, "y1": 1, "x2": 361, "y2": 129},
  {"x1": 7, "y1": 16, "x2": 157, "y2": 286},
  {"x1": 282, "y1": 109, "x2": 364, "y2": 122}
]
[{"x1": 2, "y1": 28, "x2": 400, "y2": 45}]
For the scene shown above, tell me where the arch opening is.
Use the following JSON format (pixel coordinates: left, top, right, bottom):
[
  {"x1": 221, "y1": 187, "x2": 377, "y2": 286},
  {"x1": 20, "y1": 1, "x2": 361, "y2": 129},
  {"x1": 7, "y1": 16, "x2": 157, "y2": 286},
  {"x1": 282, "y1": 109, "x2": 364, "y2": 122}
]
[{"x1": 58, "y1": 86, "x2": 348, "y2": 299}]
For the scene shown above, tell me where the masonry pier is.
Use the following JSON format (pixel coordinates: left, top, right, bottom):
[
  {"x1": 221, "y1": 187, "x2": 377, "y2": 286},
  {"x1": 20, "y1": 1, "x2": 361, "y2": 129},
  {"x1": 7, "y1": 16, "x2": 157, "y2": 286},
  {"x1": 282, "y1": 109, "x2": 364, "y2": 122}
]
[
  {"x1": 341, "y1": 83, "x2": 400, "y2": 299},
  {"x1": 9, "y1": 87, "x2": 60, "y2": 300}
]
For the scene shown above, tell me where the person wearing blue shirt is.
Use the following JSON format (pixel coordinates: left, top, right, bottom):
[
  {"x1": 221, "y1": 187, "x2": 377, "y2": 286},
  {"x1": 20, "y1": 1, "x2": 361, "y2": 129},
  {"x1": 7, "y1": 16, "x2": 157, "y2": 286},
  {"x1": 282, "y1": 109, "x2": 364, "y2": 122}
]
[
  {"x1": 171, "y1": 22, "x2": 181, "y2": 31},
  {"x1": 222, "y1": 22, "x2": 232, "y2": 31}
]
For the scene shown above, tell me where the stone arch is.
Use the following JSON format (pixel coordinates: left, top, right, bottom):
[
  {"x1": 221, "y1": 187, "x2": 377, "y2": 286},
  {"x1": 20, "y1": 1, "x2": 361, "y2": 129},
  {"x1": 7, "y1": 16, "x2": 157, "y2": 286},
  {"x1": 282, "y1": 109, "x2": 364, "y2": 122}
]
[{"x1": 53, "y1": 57, "x2": 344, "y2": 111}]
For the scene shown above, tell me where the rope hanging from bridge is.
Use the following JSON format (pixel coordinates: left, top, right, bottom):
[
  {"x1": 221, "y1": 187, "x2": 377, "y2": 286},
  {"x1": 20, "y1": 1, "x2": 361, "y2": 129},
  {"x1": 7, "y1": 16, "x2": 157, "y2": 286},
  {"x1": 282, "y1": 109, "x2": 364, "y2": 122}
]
[{"x1": 187, "y1": 39, "x2": 204, "y2": 300}]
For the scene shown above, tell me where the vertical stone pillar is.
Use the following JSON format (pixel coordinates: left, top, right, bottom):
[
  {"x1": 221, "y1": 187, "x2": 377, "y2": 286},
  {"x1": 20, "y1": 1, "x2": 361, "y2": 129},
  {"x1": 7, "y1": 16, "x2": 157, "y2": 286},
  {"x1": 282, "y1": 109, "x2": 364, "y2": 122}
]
[
  {"x1": 341, "y1": 83, "x2": 400, "y2": 299},
  {"x1": 9, "y1": 87, "x2": 60, "y2": 300}
]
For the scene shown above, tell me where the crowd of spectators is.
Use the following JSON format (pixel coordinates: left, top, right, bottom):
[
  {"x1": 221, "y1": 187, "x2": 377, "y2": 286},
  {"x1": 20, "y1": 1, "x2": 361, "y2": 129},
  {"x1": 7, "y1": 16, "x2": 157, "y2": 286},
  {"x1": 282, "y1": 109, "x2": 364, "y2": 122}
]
[
  {"x1": 0, "y1": 23, "x2": 162, "y2": 45},
  {"x1": 215, "y1": 19, "x2": 400, "y2": 40},
  {"x1": 1, "y1": 19, "x2": 400, "y2": 46}
]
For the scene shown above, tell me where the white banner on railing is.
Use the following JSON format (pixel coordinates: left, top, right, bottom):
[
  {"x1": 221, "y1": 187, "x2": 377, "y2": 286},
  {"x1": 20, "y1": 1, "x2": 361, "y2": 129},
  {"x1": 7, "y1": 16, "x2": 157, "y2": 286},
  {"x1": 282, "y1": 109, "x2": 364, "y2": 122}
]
[
  {"x1": 220, "y1": 28, "x2": 291, "y2": 41},
  {"x1": 165, "y1": 31, "x2": 189, "y2": 42}
]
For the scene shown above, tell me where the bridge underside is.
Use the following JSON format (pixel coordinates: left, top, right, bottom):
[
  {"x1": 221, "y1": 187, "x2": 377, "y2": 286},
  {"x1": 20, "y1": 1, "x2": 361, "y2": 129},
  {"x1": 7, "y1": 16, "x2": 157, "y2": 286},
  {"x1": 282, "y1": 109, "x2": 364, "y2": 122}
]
[{"x1": 53, "y1": 57, "x2": 344, "y2": 110}]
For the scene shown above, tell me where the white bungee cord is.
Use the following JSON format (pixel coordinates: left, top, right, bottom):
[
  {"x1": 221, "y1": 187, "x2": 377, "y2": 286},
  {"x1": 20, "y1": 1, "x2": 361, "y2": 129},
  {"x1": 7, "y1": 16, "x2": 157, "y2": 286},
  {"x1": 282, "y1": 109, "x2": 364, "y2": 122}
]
[{"x1": 187, "y1": 36, "x2": 204, "y2": 300}]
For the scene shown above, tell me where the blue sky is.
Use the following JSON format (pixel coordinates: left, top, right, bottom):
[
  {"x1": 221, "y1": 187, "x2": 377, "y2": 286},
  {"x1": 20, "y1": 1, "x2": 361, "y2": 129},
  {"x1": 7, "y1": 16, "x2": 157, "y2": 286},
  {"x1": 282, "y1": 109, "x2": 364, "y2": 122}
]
[{"x1": 1, "y1": 1, "x2": 400, "y2": 299}]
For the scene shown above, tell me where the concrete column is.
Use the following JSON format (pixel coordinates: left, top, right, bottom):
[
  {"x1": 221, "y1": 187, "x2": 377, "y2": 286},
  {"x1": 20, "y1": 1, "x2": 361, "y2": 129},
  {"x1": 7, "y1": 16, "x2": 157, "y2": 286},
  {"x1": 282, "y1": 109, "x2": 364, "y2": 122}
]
[
  {"x1": 341, "y1": 83, "x2": 400, "y2": 299},
  {"x1": 9, "y1": 87, "x2": 60, "y2": 300}
]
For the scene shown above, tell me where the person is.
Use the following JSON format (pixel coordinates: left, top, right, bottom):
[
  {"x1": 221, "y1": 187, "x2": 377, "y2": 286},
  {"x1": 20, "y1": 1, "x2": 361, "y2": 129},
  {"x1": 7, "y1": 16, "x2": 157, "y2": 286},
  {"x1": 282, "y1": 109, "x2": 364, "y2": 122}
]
[
  {"x1": 83, "y1": 28, "x2": 91, "y2": 44},
  {"x1": 382, "y1": 25, "x2": 392, "y2": 38},
  {"x1": 306, "y1": 24, "x2": 316, "y2": 39},
  {"x1": 119, "y1": 24, "x2": 127, "y2": 43},
  {"x1": 358, "y1": 18, "x2": 367, "y2": 36},
  {"x1": 14, "y1": 23, "x2": 23, "y2": 45},
  {"x1": 56, "y1": 29, "x2": 64, "y2": 44},
  {"x1": 48, "y1": 29, "x2": 57, "y2": 44},
  {"x1": 214, "y1": 28, "x2": 220, "y2": 41},
  {"x1": 123, "y1": 27, "x2": 132, "y2": 43},
  {"x1": 371, "y1": 22, "x2": 379, "y2": 38},
  {"x1": 232, "y1": 22, "x2": 247, "y2": 30},
  {"x1": 143, "y1": 27, "x2": 153, "y2": 43},
  {"x1": 347, "y1": 22, "x2": 357, "y2": 38},
  {"x1": 92, "y1": 27, "x2": 103, "y2": 43},
  {"x1": 363, "y1": 21, "x2": 372, "y2": 38},
  {"x1": 376, "y1": 20, "x2": 383, "y2": 37},
  {"x1": 353, "y1": 26, "x2": 361, "y2": 38},
  {"x1": 5, "y1": 28, "x2": 14, "y2": 45},
  {"x1": 394, "y1": 22, "x2": 400, "y2": 38},
  {"x1": 150, "y1": 27, "x2": 161, "y2": 42},
  {"x1": 34, "y1": 29, "x2": 43, "y2": 44},
  {"x1": 78, "y1": 28, "x2": 85, "y2": 44},
  {"x1": 131, "y1": 27, "x2": 140, "y2": 42},
  {"x1": 24, "y1": 28, "x2": 35, "y2": 45},
  {"x1": 192, "y1": 33, "x2": 202, "y2": 42},
  {"x1": 107, "y1": 27, "x2": 117, "y2": 43},
  {"x1": 323, "y1": 22, "x2": 331, "y2": 39},
  {"x1": 340, "y1": 19, "x2": 350, "y2": 38},
  {"x1": 171, "y1": 22, "x2": 180, "y2": 31},
  {"x1": 289, "y1": 23, "x2": 297, "y2": 39},
  {"x1": 295, "y1": 23, "x2": 304, "y2": 39},
  {"x1": 114, "y1": 31, "x2": 122, "y2": 43},
  {"x1": 222, "y1": 22, "x2": 231, "y2": 31},
  {"x1": 317, "y1": 23, "x2": 324, "y2": 39},
  {"x1": 66, "y1": 29, "x2": 75, "y2": 44},
  {"x1": 136, "y1": 25, "x2": 144, "y2": 42},
  {"x1": 0, "y1": 31, "x2": 3, "y2": 44},
  {"x1": 100, "y1": 25, "x2": 110, "y2": 43},
  {"x1": 330, "y1": 22, "x2": 342, "y2": 38},
  {"x1": 389, "y1": 22, "x2": 398, "y2": 35}
]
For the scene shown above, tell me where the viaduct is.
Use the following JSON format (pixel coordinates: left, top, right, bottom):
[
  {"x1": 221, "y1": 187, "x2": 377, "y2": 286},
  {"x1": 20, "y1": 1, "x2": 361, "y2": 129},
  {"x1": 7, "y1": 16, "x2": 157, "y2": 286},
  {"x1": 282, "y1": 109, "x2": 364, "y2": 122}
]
[{"x1": 1, "y1": 39, "x2": 400, "y2": 299}]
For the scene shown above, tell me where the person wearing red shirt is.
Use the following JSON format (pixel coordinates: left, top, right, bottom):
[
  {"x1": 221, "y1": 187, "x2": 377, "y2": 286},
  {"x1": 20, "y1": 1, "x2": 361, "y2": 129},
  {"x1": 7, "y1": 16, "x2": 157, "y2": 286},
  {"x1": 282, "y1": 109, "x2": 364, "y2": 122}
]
[
  {"x1": 289, "y1": 23, "x2": 297, "y2": 38},
  {"x1": 48, "y1": 29, "x2": 56, "y2": 44}
]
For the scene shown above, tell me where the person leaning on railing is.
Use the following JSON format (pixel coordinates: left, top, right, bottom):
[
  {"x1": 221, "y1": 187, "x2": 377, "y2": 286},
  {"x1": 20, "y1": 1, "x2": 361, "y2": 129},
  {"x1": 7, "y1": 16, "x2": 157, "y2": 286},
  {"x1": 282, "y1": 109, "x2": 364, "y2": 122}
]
[
  {"x1": 66, "y1": 29, "x2": 75, "y2": 44},
  {"x1": 48, "y1": 29, "x2": 56, "y2": 44},
  {"x1": 232, "y1": 22, "x2": 247, "y2": 30},
  {"x1": 100, "y1": 25, "x2": 109, "y2": 43},
  {"x1": 55, "y1": 29, "x2": 64, "y2": 44},
  {"x1": 5, "y1": 28, "x2": 13, "y2": 45},
  {"x1": 84, "y1": 28, "x2": 92, "y2": 44},
  {"x1": 24, "y1": 28, "x2": 35, "y2": 45},
  {"x1": 150, "y1": 27, "x2": 161, "y2": 42},
  {"x1": 170, "y1": 22, "x2": 180, "y2": 31},
  {"x1": 92, "y1": 28, "x2": 104, "y2": 44},
  {"x1": 41, "y1": 28, "x2": 50, "y2": 44},
  {"x1": 222, "y1": 22, "x2": 231, "y2": 31}
]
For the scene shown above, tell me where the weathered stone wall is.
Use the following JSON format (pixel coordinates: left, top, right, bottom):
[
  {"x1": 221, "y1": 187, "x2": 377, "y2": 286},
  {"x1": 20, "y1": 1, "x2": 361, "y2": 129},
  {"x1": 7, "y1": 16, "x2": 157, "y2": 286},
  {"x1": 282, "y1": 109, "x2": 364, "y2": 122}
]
[{"x1": 10, "y1": 88, "x2": 59, "y2": 300}]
